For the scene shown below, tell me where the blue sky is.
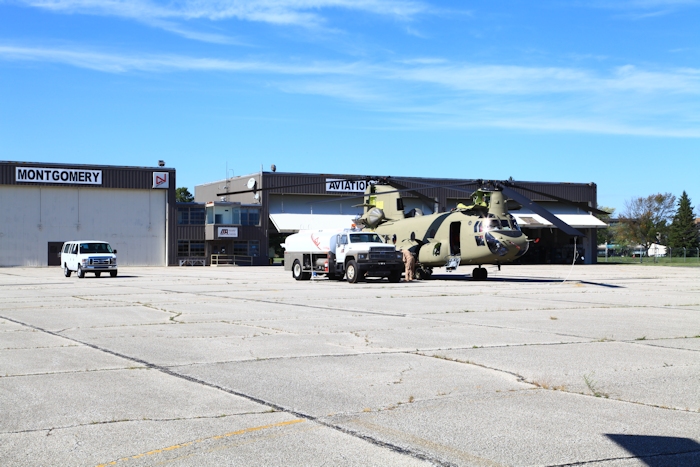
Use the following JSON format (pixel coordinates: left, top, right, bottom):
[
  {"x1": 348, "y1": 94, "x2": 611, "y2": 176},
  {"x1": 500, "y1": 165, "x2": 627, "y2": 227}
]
[{"x1": 1, "y1": 0, "x2": 698, "y2": 214}]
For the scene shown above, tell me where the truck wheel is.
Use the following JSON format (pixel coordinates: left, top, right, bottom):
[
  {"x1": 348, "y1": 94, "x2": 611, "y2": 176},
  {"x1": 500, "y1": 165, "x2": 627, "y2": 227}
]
[
  {"x1": 346, "y1": 260, "x2": 362, "y2": 283},
  {"x1": 63, "y1": 264, "x2": 71, "y2": 278},
  {"x1": 292, "y1": 260, "x2": 310, "y2": 281},
  {"x1": 110, "y1": 271, "x2": 118, "y2": 278},
  {"x1": 77, "y1": 265, "x2": 85, "y2": 279},
  {"x1": 95, "y1": 272, "x2": 101, "y2": 278},
  {"x1": 388, "y1": 270, "x2": 401, "y2": 283}
]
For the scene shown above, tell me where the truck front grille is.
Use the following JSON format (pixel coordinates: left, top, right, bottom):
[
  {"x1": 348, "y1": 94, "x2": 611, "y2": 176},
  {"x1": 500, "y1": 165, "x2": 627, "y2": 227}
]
[{"x1": 369, "y1": 247, "x2": 397, "y2": 261}]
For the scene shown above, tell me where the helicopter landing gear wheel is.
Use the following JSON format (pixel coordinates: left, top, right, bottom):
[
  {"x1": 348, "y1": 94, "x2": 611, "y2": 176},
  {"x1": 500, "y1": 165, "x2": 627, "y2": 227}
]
[
  {"x1": 472, "y1": 267, "x2": 487, "y2": 281},
  {"x1": 292, "y1": 260, "x2": 310, "y2": 281}
]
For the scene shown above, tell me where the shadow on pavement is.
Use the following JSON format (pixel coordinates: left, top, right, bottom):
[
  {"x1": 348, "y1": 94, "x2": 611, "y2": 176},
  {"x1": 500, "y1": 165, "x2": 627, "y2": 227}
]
[
  {"x1": 606, "y1": 434, "x2": 700, "y2": 466},
  {"x1": 428, "y1": 275, "x2": 623, "y2": 288}
]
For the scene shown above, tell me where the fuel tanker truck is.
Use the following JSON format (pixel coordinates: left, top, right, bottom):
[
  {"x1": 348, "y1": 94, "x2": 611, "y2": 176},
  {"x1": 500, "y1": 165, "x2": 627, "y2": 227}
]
[{"x1": 283, "y1": 229, "x2": 404, "y2": 283}]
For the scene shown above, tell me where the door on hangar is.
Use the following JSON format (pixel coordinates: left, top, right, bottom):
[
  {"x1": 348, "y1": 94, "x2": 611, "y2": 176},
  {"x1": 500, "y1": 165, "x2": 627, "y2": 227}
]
[{"x1": 47, "y1": 242, "x2": 64, "y2": 266}]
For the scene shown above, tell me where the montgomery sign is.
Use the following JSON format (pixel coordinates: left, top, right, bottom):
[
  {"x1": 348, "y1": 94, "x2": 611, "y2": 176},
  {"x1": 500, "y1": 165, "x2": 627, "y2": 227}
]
[{"x1": 16, "y1": 167, "x2": 103, "y2": 185}]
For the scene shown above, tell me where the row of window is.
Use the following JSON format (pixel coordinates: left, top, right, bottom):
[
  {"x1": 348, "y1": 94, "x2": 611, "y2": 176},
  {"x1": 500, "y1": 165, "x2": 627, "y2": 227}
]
[
  {"x1": 177, "y1": 206, "x2": 261, "y2": 226},
  {"x1": 177, "y1": 240, "x2": 260, "y2": 257},
  {"x1": 177, "y1": 207, "x2": 205, "y2": 225}
]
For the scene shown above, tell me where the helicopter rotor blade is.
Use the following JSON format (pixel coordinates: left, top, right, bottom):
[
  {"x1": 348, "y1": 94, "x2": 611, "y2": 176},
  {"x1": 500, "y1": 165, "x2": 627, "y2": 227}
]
[
  {"x1": 505, "y1": 182, "x2": 610, "y2": 215},
  {"x1": 498, "y1": 184, "x2": 586, "y2": 237}
]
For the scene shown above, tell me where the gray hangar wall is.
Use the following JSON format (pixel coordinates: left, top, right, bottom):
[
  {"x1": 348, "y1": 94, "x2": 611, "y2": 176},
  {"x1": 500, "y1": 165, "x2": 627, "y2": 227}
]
[{"x1": 0, "y1": 186, "x2": 165, "y2": 266}]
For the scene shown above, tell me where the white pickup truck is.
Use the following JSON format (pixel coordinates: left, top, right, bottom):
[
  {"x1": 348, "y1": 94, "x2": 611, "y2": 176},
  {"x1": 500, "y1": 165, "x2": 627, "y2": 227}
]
[
  {"x1": 61, "y1": 240, "x2": 118, "y2": 278},
  {"x1": 283, "y1": 229, "x2": 404, "y2": 283}
]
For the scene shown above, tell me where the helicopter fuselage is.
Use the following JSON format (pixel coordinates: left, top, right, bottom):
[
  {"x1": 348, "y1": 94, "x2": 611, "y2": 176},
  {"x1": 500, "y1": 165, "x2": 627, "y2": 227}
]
[{"x1": 369, "y1": 210, "x2": 530, "y2": 269}]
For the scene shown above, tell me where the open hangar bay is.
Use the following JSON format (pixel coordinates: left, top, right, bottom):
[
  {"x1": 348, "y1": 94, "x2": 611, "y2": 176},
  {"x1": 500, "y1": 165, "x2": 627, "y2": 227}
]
[{"x1": 1, "y1": 265, "x2": 699, "y2": 466}]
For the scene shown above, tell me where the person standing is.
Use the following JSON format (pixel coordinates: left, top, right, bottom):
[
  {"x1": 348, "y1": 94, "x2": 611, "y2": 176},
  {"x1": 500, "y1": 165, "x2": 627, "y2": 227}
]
[{"x1": 402, "y1": 248, "x2": 416, "y2": 281}]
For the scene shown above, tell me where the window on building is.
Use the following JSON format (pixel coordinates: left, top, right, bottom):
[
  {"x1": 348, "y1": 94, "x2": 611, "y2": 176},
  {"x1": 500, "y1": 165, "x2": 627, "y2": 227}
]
[
  {"x1": 189, "y1": 208, "x2": 205, "y2": 225},
  {"x1": 189, "y1": 242, "x2": 205, "y2": 256},
  {"x1": 232, "y1": 207, "x2": 241, "y2": 225},
  {"x1": 241, "y1": 207, "x2": 260, "y2": 226},
  {"x1": 178, "y1": 240, "x2": 206, "y2": 257},
  {"x1": 249, "y1": 240, "x2": 260, "y2": 257},
  {"x1": 177, "y1": 206, "x2": 205, "y2": 225},
  {"x1": 233, "y1": 241, "x2": 248, "y2": 256},
  {"x1": 177, "y1": 208, "x2": 189, "y2": 225},
  {"x1": 177, "y1": 240, "x2": 190, "y2": 256}
]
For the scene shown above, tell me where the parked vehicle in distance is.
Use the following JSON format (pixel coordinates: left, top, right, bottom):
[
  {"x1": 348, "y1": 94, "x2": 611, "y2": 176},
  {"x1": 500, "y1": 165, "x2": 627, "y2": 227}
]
[{"x1": 61, "y1": 241, "x2": 118, "y2": 278}]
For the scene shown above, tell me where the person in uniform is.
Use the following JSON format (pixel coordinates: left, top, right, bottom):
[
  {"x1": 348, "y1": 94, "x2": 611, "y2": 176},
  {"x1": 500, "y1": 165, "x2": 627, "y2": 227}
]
[{"x1": 402, "y1": 248, "x2": 416, "y2": 281}]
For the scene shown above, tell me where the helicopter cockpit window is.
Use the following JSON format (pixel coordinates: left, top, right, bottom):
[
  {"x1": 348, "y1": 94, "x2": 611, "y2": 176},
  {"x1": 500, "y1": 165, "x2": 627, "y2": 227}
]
[
  {"x1": 508, "y1": 215, "x2": 521, "y2": 231},
  {"x1": 483, "y1": 219, "x2": 501, "y2": 232}
]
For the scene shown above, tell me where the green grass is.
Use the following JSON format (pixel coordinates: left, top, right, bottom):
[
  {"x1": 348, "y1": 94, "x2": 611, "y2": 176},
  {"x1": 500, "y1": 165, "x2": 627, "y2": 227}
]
[{"x1": 598, "y1": 257, "x2": 700, "y2": 267}]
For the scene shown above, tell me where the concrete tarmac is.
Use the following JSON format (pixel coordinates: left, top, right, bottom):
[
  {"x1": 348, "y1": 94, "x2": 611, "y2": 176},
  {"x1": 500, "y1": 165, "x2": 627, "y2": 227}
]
[{"x1": 1, "y1": 264, "x2": 699, "y2": 466}]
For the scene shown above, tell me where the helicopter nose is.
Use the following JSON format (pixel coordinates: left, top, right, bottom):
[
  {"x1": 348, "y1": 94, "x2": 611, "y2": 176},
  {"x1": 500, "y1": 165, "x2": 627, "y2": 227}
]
[
  {"x1": 485, "y1": 232, "x2": 508, "y2": 256},
  {"x1": 485, "y1": 232, "x2": 528, "y2": 258}
]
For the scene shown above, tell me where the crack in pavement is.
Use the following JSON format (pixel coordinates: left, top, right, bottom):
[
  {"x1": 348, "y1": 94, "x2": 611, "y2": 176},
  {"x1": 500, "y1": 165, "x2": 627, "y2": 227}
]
[{"x1": 0, "y1": 313, "x2": 454, "y2": 467}]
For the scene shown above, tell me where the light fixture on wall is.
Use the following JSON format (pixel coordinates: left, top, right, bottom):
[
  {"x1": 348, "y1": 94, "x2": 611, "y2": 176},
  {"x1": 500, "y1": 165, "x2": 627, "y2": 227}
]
[{"x1": 158, "y1": 160, "x2": 165, "y2": 167}]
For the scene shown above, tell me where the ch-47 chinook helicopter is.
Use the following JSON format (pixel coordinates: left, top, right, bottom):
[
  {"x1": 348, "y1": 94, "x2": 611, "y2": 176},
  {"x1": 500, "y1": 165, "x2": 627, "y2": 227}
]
[
  {"x1": 353, "y1": 178, "x2": 595, "y2": 280},
  {"x1": 216, "y1": 175, "x2": 602, "y2": 281}
]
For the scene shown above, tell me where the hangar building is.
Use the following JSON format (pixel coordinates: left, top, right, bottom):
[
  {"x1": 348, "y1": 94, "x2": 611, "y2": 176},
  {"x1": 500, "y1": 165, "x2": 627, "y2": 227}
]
[
  {"x1": 191, "y1": 172, "x2": 606, "y2": 265},
  {"x1": 0, "y1": 161, "x2": 177, "y2": 267}
]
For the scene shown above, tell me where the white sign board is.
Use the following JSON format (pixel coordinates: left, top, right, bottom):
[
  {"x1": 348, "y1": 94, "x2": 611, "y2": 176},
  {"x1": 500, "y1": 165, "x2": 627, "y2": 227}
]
[
  {"x1": 325, "y1": 178, "x2": 373, "y2": 193},
  {"x1": 153, "y1": 172, "x2": 170, "y2": 189},
  {"x1": 16, "y1": 167, "x2": 102, "y2": 185},
  {"x1": 218, "y1": 227, "x2": 238, "y2": 238}
]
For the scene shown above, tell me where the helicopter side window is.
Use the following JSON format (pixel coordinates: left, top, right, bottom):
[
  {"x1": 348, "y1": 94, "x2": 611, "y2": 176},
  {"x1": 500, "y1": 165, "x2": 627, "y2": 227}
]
[{"x1": 508, "y1": 215, "x2": 521, "y2": 231}]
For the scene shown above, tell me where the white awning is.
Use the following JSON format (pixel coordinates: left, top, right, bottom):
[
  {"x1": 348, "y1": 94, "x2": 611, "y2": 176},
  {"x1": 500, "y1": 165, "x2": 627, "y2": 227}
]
[
  {"x1": 513, "y1": 213, "x2": 607, "y2": 229},
  {"x1": 270, "y1": 213, "x2": 357, "y2": 233}
]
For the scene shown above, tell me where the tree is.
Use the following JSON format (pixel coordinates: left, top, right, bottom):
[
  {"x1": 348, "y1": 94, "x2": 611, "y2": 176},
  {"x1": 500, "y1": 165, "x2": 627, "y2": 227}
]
[
  {"x1": 617, "y1": 193, "x2": 676, "y2": 251},
  {"x1": 595, "y1": 206, "x2": 616, "y2": 246},
  {"x1": 176, "y1": 187, "x2": 194, "y2": 203},
  {"x1": 668, "y1": 191, "x2": 699, "y2": 251}
]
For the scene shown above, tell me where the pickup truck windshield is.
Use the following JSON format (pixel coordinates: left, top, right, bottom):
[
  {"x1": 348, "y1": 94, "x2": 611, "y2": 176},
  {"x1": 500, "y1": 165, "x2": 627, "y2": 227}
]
[
  {"x1": 80, "y1": 243, "x2": 114, "y2": 254},
  {"x1": 349, "y1": 233, "x2": 383, "y2": 243}
]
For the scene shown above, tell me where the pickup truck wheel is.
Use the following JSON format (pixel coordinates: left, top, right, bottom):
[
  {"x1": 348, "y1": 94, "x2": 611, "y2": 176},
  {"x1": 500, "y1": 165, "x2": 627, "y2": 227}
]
[
  {"x1": 110, "y1": 271, "x2": 117, "y2": 278},
  {"x1": 346, "y1": 260, "x2": 362, "y2": 283},
  {"x1": 95, "y1": 272, "x2": 101, "y2": 278},
  {"x1": 388, "y1": 270, "x2": 401, "y2": 283},
  {"x1": 63, "y1": 265, "x2": 71, "y2": 278},
  {"x1": 292, "y1": 260, "x2": 311, "y2": 281},
  {"x1": 77, "y1": 265, "x2": 85, "y2": 279}
]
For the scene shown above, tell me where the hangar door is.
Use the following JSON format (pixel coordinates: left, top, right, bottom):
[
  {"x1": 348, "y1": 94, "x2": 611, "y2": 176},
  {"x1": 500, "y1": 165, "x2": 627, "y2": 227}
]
[{"x1": 0, "y1": 186, "x2": 167, "y2": 267}]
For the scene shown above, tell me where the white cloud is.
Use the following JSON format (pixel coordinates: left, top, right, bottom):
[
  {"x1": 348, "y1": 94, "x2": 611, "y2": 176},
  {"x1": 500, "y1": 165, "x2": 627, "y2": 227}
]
[
  {"x1": 18, "y1": 0, "x2": 430, "y2": 26},
  {"x1": 1, "y1": 43, "x2": 698, "y2": 137}
]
